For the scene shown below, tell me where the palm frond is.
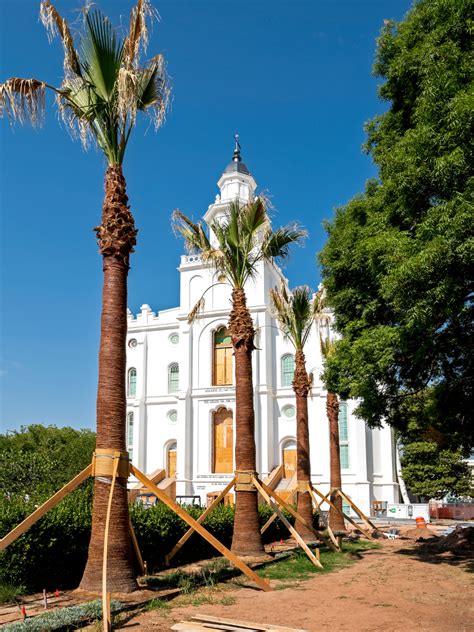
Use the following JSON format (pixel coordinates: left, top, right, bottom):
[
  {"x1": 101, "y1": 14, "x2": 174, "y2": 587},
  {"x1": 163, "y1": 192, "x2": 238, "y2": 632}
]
[
  {"x1": 134, "y1": 54, "x2": 170, "y2": 129},
  {"x1": 187, "y1": 296, "x2": 205, "y2": 324},
  {"x1": 0, "y1": 78, "x2": 46, "y2": 127},
  {"x1": 80, "y1": 9, "x2": 123, "y2": 102},
  {"x1": 261, "y1": 224, "x2": 306, "y2": 261},
  {"x1": 123, "y1": 0, "x2": 158, "y2": 68},
  {"x1": 270, "y1": 284, "x2": 316, "y2": 351},
  {"x1": 40, "y1": 1, "x2": 82, "y2": 77}
]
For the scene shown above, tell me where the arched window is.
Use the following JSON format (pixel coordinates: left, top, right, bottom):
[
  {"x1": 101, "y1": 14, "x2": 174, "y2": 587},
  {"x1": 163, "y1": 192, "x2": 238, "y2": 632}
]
[
  {"x1": 212, "y1": 407, "x2": 233, "y2": 473},
  {"x1": 338, "y1": 402, "x2": 349, "y2": 469},
  {"x1": 168, "y1": 363, "x2": 179, "y2": 393},
  {"x1": 126, "y1": 412, "x2": 134, "y2": 460},
  {"x1": 127, "y1": 368, "x2": 137, "y2": 397},
  {"x1": 281, "y1": 354, "x2": 295, "y2": 387},
  {"x1": 213, "y1": 327, "x2": 233, "y2": 386},
  {"x1": 281, "y1": 438, "x2": 297, "y2": 479},
  {"x1": 167, "y1": 441, "x2": 177, "y2": 477}
]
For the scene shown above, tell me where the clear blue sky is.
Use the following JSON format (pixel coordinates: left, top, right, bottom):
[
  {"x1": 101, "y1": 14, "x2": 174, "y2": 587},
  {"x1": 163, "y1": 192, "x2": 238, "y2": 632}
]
[{"x1": 0, "y1": 0, "x2": 412, "y2": 432}]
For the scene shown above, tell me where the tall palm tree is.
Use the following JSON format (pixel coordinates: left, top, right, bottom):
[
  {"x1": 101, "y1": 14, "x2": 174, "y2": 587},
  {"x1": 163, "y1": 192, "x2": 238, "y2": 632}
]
[
  {"x1": 317, "y1": 294, "x2": 346, "y2": 532},
  {"x1": 270, "y1": 285, "x2": 319, "y2": 541},
  {"x1": 1, "y1": 1, "x2": 170, "y2": 592},
  {"x1": 174, "y1": 199, "x2": 304, "y2": 555}
]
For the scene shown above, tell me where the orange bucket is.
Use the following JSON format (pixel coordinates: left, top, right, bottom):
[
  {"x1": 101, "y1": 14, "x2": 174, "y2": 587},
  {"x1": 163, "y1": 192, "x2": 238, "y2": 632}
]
[{"x1": 415, "y1": 516, "x2": 427, "y2": 528}]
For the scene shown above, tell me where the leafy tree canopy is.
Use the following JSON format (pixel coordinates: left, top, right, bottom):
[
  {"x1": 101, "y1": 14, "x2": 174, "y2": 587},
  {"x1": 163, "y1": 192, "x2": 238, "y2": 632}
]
[
  {"x1": 0, "y1": 424, "x2": 95, "y2": 502},
  {"x1": 319, "y1": 0, "x2": 473, "y2": 451}
]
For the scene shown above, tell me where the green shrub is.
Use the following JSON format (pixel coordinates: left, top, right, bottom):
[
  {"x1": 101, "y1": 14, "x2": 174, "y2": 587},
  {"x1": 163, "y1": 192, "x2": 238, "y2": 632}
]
[{"x1": 1, "y1": 492, "x2": 318, "y2": 591}]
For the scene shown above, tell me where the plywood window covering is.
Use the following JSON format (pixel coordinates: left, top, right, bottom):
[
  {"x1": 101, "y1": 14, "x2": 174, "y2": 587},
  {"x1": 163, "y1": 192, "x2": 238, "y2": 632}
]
[
  {"x1": 168, "y1": 363, "x2": 179, "y2": 393},
  {"x1": 281, "y1": 354, "x2": 295, "y2": 387},
  {"x1": 167, "y1": 442, "x2": 177, "y2": 477},
  {"x1": 213, "y1": 327, "x2": 233, "y2": 386},
  {"x1": 213, "y1": 407, "x2": 233, "y2": 473},
  {"x1": 282, "y1": 439, "x2": 297, "y2": 479},
  {"x1": 128, "y1": 368, "x2": 137, "y2": 397},
  {"x1": 338, "y1": 401, "x2": 349, "y2": 469},
  {"x1": 127, "y1": 412, "x2": 134, "y2": 461}
]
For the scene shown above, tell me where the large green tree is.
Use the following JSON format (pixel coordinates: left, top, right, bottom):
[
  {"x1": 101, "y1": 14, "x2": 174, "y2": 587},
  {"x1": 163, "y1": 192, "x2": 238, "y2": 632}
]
[
  {"x1": 319, "y1": 0, "x2": 473, "y2": 458},
  {"x1": 174, "y1": 198, "x2": 304, "y2": 556},
  {"x1": 1, "y1": 1, "x2": 170, "y2": 592}
]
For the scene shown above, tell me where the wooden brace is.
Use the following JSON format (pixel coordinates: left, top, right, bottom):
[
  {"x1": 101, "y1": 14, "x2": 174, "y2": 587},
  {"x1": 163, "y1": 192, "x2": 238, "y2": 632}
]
[
  {"x1": 92, "y1": 449, "x2": 130, "y2": 478},
  {"x1": 234, "y1": 470, "x2": 257, "y2": 492}
]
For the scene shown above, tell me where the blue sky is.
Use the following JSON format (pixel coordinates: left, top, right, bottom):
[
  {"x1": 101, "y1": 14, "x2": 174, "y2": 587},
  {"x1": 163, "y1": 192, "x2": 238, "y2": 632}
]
[{"x1": 0, "y1": 0, "x2": 412, "y2": 432}]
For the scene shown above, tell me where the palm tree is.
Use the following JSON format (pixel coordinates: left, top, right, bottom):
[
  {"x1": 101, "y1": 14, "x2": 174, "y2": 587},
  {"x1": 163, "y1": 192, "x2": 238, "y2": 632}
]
[
  {"x1": 270, "y1": 285, "x2": 319, "y2": 541},
  {"x1": 174, "y1": 199, "x2": 304, "y2": 555},
  {"x1": 1, "y1": 1, "x2": 170, "y2": 592},
  {"x1": 317, "y1": 294, "x2": 346, "y2": 532}
]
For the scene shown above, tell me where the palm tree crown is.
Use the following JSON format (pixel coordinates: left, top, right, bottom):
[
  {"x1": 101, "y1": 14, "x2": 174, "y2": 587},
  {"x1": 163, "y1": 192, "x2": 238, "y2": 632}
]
[
  {"x1": 0, "y1": 0, "x2": 170, "y2": 165},
  {"x1": 270, "y1": 284, "x2": 322, "y2": 352},
  {"x1": 174, "y1": 198, "x2": 305, "y2": 291}
]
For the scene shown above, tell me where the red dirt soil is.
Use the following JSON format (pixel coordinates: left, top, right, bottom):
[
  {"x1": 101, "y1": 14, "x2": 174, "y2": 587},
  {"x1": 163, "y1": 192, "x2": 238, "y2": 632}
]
[{"x1": 122, "y1": 534, "x2": 474, "y2": 632}]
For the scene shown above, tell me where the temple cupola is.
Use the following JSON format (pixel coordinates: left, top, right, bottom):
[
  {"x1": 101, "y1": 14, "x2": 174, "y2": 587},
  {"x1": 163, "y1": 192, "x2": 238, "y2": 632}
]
[{"x1": 204, "y1": 135, "x2": 257, "y2": 226}]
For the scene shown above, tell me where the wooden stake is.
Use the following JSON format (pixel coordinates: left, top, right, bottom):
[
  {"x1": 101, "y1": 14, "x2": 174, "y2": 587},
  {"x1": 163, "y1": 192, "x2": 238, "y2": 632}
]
[
  {"x1": 165, "y1": 477, "x2": 236, "y2": 565},
  {"x1": 130, "y1": 465, "x2": 272, "y2": 592},
  {"x1": 252, "y1": 477, "x2": 323, "y2": 569},
  {"x1": 102, "y1": 454, "x2": 119, "y2": 632},
  {"x1": 129, "y1": 518, "x2": 145, "y2": 575},
  {"x1": 0, "y1": 464, "x2": 92, "y2": 551}
]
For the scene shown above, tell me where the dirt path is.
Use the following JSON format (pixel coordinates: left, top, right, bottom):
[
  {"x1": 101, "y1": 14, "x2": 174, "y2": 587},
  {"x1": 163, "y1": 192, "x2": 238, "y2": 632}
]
[{"x1": 122, "y1": 537, "x2": 473, "y2": 631}]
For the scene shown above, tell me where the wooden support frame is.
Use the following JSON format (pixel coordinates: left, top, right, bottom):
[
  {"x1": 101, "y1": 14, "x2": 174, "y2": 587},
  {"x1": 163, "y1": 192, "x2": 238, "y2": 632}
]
[
  {"x1": 102, "y1": 454, "x2": 119, "y2": 632},
  {"x1": 165, "y1": 477, "x2": 236, "y2": 565},
  {"x1": 309, "y1": 485, "x2": 374, "y2": 540},
  {"x1": 252, "y1": 477, "x2": 323, "y2": 569},
  {"x1": 337, "y1": 488, "x2": 378, "y2": 532},
  {"x1": 260, "y1": 488, "x2": 296, "y2": 535},
  {"x1": 130, "y1": 465, "x2": 272, "y2": 592},
  {"x1": 0, "y1": 464, "x2": 93, "y2": 551}
]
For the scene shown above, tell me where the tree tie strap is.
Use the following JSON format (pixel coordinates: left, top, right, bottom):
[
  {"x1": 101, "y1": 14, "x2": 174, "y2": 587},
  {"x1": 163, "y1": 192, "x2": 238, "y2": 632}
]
[
  {"x1": 92, "y1": 449, "x2": 130, "y2": 479},
  {"x1": 234, "y1": 470, "x2": 258, "y2": 491}
]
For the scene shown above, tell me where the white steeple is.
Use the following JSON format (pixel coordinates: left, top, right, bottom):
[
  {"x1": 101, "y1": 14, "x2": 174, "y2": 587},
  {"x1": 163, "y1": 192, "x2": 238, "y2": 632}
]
[{"x1": 204, "y1": 135, "x2": 257, "y2": 226}]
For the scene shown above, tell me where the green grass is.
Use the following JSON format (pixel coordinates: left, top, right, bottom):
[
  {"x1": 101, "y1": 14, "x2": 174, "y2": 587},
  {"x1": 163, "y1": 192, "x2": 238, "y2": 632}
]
[
  {"x1": 257, "y1": 541, "x2": 379, "y2": 582},
  {"x1": 0, "y1": 582, "x2": 26, "y2": 604},
  {"x1": 144, "y1": 598, "x2": 172, "y2": 612}
]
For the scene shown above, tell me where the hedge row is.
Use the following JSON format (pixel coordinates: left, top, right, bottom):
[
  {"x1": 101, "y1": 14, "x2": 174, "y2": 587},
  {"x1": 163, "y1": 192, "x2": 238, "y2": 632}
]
[{"x1": 1, "y1": 487, "x2": 319, "y2": 591}]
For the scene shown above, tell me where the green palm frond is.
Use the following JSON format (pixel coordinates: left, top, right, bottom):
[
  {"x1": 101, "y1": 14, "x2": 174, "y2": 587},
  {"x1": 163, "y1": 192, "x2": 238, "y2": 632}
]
[
  {"x1": 270, "y1": 284, "x2": 316, "y2": 351},
  {"x1": 1, "y1": 1, "x2": 170, "y2": 165},
  {"x1": 173, "y1": 198, "x2": 304, "y2": 290}
]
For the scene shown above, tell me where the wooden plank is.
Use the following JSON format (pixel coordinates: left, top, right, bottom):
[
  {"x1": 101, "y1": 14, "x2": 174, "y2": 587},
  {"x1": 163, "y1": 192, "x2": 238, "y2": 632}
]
[
  {"x1": 165, "y1": 477, "x2": 236, "y2": 564},
  {"x1": 130, "y1": 465, "x2": 272, "y2": 592},
  {"x1": 261, "y1": 487, "x2": 296, "y2": 535},
  {"x1": 309, "y1": 486, "x2": 372, "y2": 540},
  {"x1": 252, "y1": 478, "x2": 323, "y2": 569},
  {"x1": 102, "y1": 454, "x2": 119, "y2": 632},
  {"x1": 191, "y1": 614, "x2": 310, "y2": 632},
  {"x1": 337, "y1": 489, "x2": 378, "y2": 531},
  {"x1": 326, "y1": 524, "x2": 339, "y2": 550},
  {"x1": 315, "y1": 490, "x2": 331, "y2": 511},
  {"x1": 0, "y1": 464, "x2": 92, "y2": 551},
  {"x1": 129, "y1": 518, "x2": 145, "y2": 575},
  {"x1": 257, "y1": 479, "x2": 318, "y2": 538}
]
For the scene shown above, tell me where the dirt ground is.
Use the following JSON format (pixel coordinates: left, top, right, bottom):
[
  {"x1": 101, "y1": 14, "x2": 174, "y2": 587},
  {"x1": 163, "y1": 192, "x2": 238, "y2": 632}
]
[{"x1": 119, "y1": 532, "x2": 474, "y2": 632}]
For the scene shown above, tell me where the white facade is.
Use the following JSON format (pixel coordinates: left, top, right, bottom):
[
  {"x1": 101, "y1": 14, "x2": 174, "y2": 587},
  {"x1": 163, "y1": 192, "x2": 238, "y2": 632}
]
[{"x1": 126, "y1": 148, "x2": 400, "y2": 515}]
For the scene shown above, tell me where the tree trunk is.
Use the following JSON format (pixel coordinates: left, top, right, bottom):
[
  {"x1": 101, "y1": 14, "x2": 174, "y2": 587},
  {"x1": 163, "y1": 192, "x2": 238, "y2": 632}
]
[
  {"x1": 229, "y1": 287, "x2": 264, "y2": 556},
  {"x1": 327, "y1": 391, "x2": 346, "y2": 532},
  {"x1": 80, "y1": 165, "x2": 138, "y2": 593},
  {"x1": 293, "y1": 350, "x2": 314, "y2": 541}
]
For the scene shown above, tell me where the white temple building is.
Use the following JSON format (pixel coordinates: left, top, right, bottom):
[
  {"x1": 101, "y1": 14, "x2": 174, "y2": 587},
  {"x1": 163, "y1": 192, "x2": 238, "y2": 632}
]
[{"x1": 125, "y1": 143, "x2": 401, "y2": 515}]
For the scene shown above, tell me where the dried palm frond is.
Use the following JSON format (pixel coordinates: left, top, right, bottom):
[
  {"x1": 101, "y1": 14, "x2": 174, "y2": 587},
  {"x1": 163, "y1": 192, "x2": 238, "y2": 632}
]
[
  {"x1": 0, "y1": 78, "x2": 46, "y2": 127},
  {"x1": 123, "y1": 0, "x2": 158, "y2": 68},
  {"x1": 187, "y1": 296, "x2": 205, "y2": 324},
  {"x1": 40, "y1": 0, "x2": 82, "y2": 77}
]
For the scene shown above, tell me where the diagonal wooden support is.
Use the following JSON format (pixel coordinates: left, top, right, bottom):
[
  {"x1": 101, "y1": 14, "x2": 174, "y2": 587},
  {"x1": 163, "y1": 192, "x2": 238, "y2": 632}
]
[
  {"x1": 165, "y1": 477, "x2": 236, "y2": 565},
  {"x1": 260, "y1": 488, "x2": 296, "y2": 535},
  {"x1": 336, "y1": 488, "x2": 378, "y2": 532},
  {"x1": 130, "y1": 465, "x2": 272, "y2": 592},
  {"x1": 316, "y1": 490, "x2": 331, "y2": 511},
  {"x1": 252, "y1": 477, "x2": 323, "y2": 569},
  {"x1": 102, "y1": 454, "x2": 119, "y2": 632},
  {"x1": 309, "y1": 485, "x2": 373, "y2": 540},
  {"x1": 129, "y1": 518, "x2": 145, "y2": 575},
  {"x1": 0, "y1": 464, "x2": 93, "y2": 551}
]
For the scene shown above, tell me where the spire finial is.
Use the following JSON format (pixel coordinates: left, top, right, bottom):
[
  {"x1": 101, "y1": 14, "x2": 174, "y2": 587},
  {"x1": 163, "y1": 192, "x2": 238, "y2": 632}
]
[{"x1": 233, "y1": 133, "x2": 241, "y2": 162}]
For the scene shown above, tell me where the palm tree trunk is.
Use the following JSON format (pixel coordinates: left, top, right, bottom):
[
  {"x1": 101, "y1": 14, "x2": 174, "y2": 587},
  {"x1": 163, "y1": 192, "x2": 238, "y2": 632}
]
[
  {"x1": 229, "y1": 287, "x2": 264, "y2": 556},
  {"x1": 80, "y1": 165, "x2": 138, "y2": 593},
  {"x1": 293, "y1": 350, "x2": 314, "y2": 541},
  {"x1": 327, "y1": 391, "x2": 346, "y2": 532}
]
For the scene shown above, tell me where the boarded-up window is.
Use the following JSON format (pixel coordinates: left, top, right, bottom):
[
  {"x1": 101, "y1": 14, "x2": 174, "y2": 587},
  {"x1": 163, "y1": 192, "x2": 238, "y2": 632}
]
[
  {"x1": 167, "y1": 442, "x2": 177, "y2": 477},
  {"x1": 213, "y1": 408, "x2": 233, "y2": 473},
  {"x1": 213, "y1": 327, "x2": 233, "y2": 386},
  {"x1": 282, "y1": 439, "x2": 297, "y2": 479}
]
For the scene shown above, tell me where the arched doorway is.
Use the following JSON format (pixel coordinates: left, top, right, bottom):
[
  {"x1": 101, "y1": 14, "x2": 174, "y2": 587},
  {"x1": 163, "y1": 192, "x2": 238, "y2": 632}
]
[
  {"x1": 282, "y1": 439, "x2": 297, "y2": 479},
  {"x1": 167, "y1": 441, "x2": 177, "y2": 478},
  {"x1": 213, "y1": 407, "x2": 233, "y2": 473},
  {"x1": 213, "y1": 327, "x2": 233, "y2": 386}
]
